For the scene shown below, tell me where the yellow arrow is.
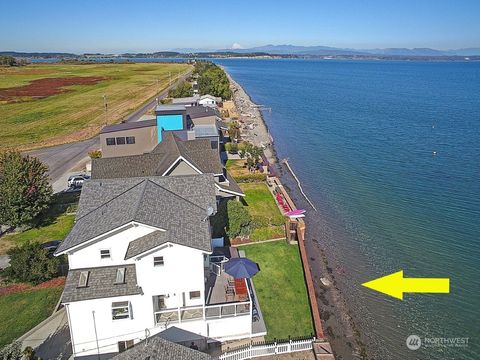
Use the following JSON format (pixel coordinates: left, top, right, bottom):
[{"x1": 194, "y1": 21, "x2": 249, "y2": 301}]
[{"x1": 361, "y1": 270, "x2": 450, "y2": 300}]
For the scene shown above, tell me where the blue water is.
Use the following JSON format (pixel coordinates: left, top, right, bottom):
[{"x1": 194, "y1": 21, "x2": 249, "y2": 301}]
[{"x1": 215, "y1": 59, "x2": 480, "y2": 359}]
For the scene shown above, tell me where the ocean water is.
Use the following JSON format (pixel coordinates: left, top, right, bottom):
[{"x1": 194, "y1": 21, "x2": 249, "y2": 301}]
[{"x1": 215, "y1": 59, "x2": 480, "y2": 359}]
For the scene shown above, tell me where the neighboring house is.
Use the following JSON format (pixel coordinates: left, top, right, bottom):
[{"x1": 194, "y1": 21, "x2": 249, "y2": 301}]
[
  {"x1": 99, "y1": 106, "x2": 224, "y2": 158},
  {"x1": 55, "y1": 175, "x2": 257, "y2": 359},
  {"x1": 155, "y1": 105, "x2": 188, "y2": 143},
  {"x1": 198, "y1": 94, "x2": 222, "y2": 108},
  {"x1": 112, "y1": 332, "x2": 212, "y2": 359},
  {"x1": 99, "y1": 120, "x2": 157, "y2": 158},
  {"x1": 92, "y1": 132, "x2": 244, "y2": 199},
  {"x1": 187, "y1": 106, "x2": 224, "y2": 148},
  {"x1": 171, "y1": 95, "x2": 200, "y2": 107}
]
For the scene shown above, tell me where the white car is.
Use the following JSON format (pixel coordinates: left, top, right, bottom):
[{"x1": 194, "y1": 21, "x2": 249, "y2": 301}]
[{"x1": 67, "y1": 174, "x2": 90, "y2": 189}]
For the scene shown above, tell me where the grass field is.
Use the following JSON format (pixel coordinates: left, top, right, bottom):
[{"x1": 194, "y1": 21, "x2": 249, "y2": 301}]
[
  {"x1": 0, "y1": 192, "x2": 78, "y2": 255},
  {"x1": 240, "y1": 182, "x2": 285, "y2": 241},
  {"x1": 241, "y1": 241, "x2": 314, "y2": 340},
  {"x1": 0, "y1": 62, "x2": 191, "y2": 150},
  {"x1": 0, "y1": 286, "x2": 63, "y2": 347}
]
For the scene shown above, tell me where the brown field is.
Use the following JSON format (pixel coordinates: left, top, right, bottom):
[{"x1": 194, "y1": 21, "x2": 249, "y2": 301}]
[{"x1": 0, "y1": 76, "x2": 108, "y2": 101}]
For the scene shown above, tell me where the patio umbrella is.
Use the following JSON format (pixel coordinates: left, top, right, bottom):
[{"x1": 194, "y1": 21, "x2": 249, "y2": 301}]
[{"x1": 224, "y1": 257, "x2": 260, "y2": 279}]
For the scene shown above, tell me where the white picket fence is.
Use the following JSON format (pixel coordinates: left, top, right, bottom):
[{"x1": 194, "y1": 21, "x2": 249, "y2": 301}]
[{"x1": 219, "y1": 337, "x2": 315, "y2": 360}]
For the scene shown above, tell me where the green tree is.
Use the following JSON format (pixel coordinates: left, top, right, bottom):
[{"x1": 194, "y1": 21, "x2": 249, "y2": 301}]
[
  {"x1": 168, "y1": 81, "x2": 193, "y2": 98},
  {"x1": 4, "y1": 242, "x2": 59, "y2": 285},
  {"x1": 228, "y1": 122, "x2": 241, "y2": 142},
  {"x1": 0, "y1": 151, "x2": 52, "y2": 228},
  {"x1": 0, "y1": 55, "x2": 17, "y2": 66},
  {"x1": 226, "y1": 200, "x2": 251, "y2": 239},
  {"x1": 194, "y1": 61, "x2": 232, "y2": 99},
  {"x1": 239, "y1": 143, "x2": 263, "y2": 172}
]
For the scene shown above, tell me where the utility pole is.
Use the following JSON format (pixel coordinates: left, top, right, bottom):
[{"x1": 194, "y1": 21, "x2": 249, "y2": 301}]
[
  {"x1": 103, "y1": 94, "x2": 108, "y2": 126},
  {"x1": 92, "y1": 311, "x2": 100, "y2": 360}
]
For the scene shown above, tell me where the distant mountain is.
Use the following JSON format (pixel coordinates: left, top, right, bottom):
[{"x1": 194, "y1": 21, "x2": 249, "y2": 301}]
[
  {"x1": 0, "y1": 51, "x2": 78, "y2": 58},
  {"x1": 214, "y1": 45, "x2": 480, "y2": 56}
]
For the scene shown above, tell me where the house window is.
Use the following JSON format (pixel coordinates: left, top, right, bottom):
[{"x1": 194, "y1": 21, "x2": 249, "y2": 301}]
[
  {"x1": 112, "y1": 301, "x2": 131, "y2": 320},
  {"x1": 153, "y1": 256, "x2": 164, "y2": 267},
  {"x1": 126, "y1": 136, "x2": 136, "y2": 144},
  {"x1": 189, "y1": 291, "x2": 201, "y2": 300},
  {"x1": 118, "y1": 339, "x2": 134, "y2": 352},
  {"x1": 78, "y1": 271, "x2": 89, "y2": 288},
  {"x1": 115, "y1": 268, "x2": 126, "y2": 284},
  {"x1": 116, "y1": 137, "x2": 126, "y2": 145},
  {"x1": 153, "y1": 295, "x2": 166, "y2": 311},
  {"x1": 100, "y1": 249, "x2": 111, "y2": 259},
  {"x1": 106, "y1": 138, "x2": 116, "y2": 146}
]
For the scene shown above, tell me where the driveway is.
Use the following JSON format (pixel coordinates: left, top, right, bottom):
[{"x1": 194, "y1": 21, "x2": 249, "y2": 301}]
[{"x1": 20, "y1": 307, "x2": 72, "y2": 360}]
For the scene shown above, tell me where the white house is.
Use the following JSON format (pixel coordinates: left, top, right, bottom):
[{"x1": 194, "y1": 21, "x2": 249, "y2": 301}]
[
  {"x1": 198, "y1": 94, "x2": 222, "y2": 108},
  {"x1": 55, "y1": 175, "x2": 263, "y2": 359}
]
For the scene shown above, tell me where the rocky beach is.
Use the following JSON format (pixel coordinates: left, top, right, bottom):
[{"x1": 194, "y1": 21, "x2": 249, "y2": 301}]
[{"x1": 224, "y1": 68, "x2": 366, "y2": 359}]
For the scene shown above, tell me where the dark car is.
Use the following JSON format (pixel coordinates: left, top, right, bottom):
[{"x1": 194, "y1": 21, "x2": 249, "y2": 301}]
[
  {"x1": 67, "y1": 174, "x2": 90, "y2": 189},
  {"x1": 41, "y1": 240, "x2": 62, "y2": 257}
]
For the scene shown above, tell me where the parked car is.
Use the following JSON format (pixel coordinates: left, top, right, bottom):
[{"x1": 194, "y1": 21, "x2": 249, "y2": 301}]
[
  {"x1": 41, "y1": 240, "x2": 62, "y2": 257},
  {"x1": 68, "y1": 174, "x2": 90, "y2": 189}
]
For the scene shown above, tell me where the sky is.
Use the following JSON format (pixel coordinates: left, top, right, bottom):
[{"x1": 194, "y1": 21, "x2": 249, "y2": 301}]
[{"x1": 1, "y1": 0, "x2": 479, "y2": 53}]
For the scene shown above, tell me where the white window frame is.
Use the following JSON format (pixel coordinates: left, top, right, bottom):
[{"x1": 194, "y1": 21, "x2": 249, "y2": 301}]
[
  {"x1": 115, "y1": 267, "x2": 126, "y2": 284},
  {"x1": 78, "y1": 271, "x2": 89, "y2": 288},
  {"x1": 112, "y1": 301, "x2": 131, "y2": 320}
]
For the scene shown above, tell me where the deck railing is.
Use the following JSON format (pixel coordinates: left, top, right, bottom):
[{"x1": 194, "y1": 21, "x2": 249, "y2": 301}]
[
  {"x1": 154, "y1": 301, "x2": 251, "y2": 326},
  {"x1": 219, "y1": 337, "x2": 315, "y2": 360}
]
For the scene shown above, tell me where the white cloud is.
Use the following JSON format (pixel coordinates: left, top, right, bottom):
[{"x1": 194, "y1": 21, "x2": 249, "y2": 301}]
[{"x1": 231, "y1": 42, "x2": 244, "y2": 49}]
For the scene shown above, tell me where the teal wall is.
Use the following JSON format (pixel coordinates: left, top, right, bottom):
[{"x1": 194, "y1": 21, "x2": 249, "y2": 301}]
[{"x1": 156, "y1": 114, "x2": 183, "y2": 142}]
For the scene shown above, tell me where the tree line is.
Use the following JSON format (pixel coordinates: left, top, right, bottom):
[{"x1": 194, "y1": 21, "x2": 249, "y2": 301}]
[{"x1": 194, "y1": 61, "x2": 232, "y2": 100}]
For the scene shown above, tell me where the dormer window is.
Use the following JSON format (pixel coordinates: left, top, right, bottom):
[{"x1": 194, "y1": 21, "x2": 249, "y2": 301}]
[
  {"x1": 100, "y1": 249, "x2": 111, "y2": 259},
  {"x1": 78, "y1": 271, "x2": 89, "y2": 288},
  {"x1": 115, "y1": 268, "x2": 126, "y2": 284}
]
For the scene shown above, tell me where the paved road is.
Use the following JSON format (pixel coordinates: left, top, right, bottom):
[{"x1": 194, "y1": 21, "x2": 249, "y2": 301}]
[{"x1": 28, "y1": 69, "x2": 192, "y2": 189}]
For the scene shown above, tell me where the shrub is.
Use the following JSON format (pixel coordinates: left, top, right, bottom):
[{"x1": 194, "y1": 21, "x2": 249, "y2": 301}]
[
  {"x1": 0, "y1": 151, "x2": 52, "y2": 228},
  {"x1": 4, "y1": 242, "x2": 59, "y2": 285},
  {"x1": 224, "y1": 142, "x2": 238, "y2": 154},
  {"x1": 234, "y1": 173, "x2": 267, "y2": 183},
  {"x1": 88, "y1": 150, "x2": 102, "y2": 159},
  {"x1": 0, "y1": 340, "x2": 21, "y2": 359},
  {"x1": 226, "y1": 200, "x2": 251, "y2": 238}
]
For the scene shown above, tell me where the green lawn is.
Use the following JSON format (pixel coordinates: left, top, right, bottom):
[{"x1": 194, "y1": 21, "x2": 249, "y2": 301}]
[
  {"x1": 241, "y1": 241, "x2": 314, "y2": 340},
  {"x1": 0, "y1": 192, "x2": 78, "y2": 254},
  {"x1": 226, "y1": 159, "x2": 266, "y2": 183},
  {"x1": 240, "y1": 182, "x2": 285, "y2": 241},
  {"x1": 0, "y1": 286, "x2": 63, "y2": 347},
  {"x1": 0, "y1": 62, "x2": 191, "y2": 150}
]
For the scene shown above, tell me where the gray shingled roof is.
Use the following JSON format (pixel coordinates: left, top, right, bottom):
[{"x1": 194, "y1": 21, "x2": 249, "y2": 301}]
[
  {"x1": 62, "y1": 264, "x2": 142, "y2": 303},
  {"x1": 100, "y1": 119, "x2": 156, "y2": 134},
  {"x1": 186, "y1": 106, "x2": 219, "y2": 119},
  {"x1": 92, "y1": 132, "x2": 224, "y2": 179},
  {"x1": 113, "y1": 334, "x2": 212, "y2": 360},
  {"x1": 216, "y1": 172, "x2": 244, "y2": 196},
  {"x1": 56, "y1": 175, "x2": 216, "y2": 254}
]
